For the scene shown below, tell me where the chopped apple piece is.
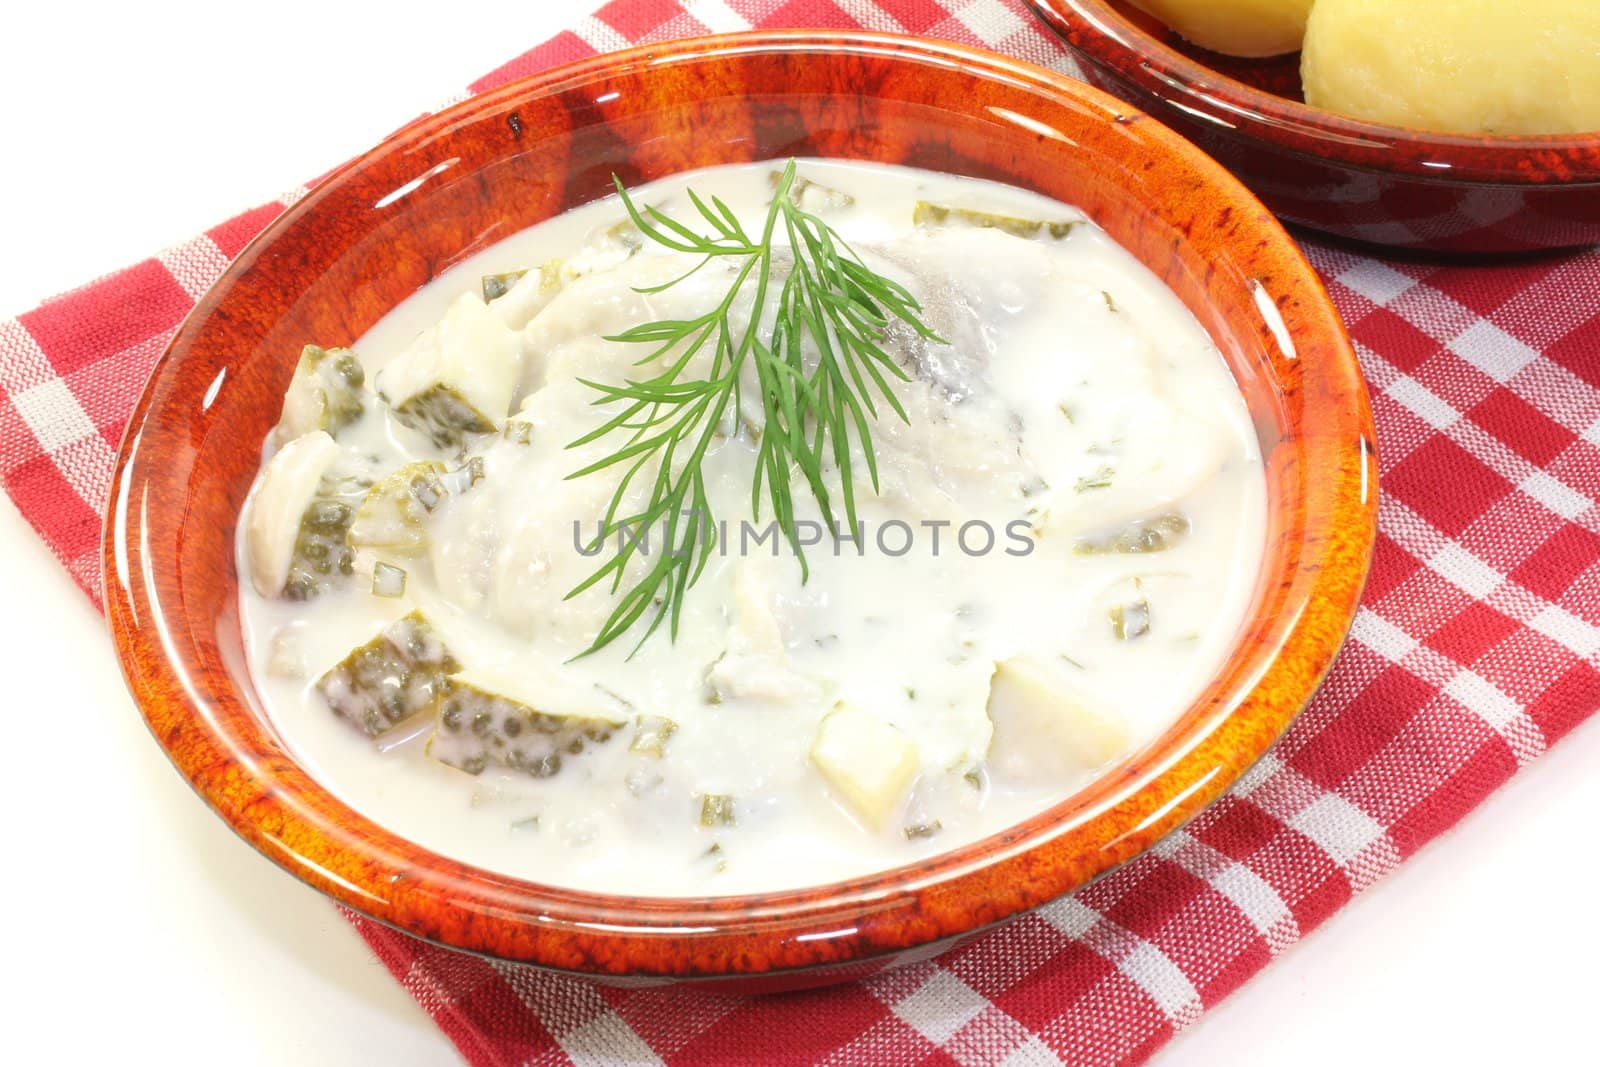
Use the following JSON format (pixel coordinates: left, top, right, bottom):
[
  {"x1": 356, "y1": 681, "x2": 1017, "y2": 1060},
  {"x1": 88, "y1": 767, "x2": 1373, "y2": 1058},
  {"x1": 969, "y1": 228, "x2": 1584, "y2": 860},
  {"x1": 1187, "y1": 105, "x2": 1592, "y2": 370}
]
[
  {"x1": 986, "y1": 656, "x2": 1128, "y2": 781},
  {"x1": 376, "y1": 291, "x2": 523, "y2": 446},
  {"x1": 810, "y1": 701, "x2": 921, "y2": 830}
]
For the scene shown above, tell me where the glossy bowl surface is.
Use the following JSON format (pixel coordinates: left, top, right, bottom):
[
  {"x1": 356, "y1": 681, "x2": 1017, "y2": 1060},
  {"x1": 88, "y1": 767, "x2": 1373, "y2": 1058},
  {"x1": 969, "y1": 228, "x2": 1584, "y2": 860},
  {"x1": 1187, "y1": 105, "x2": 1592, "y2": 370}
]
[
  {"x1": 1029, "y1": 0, "x2": 1600, "y2": 254},
  {"x1": 104, "y1": 31, "x2": 1376, "y2": 989}
]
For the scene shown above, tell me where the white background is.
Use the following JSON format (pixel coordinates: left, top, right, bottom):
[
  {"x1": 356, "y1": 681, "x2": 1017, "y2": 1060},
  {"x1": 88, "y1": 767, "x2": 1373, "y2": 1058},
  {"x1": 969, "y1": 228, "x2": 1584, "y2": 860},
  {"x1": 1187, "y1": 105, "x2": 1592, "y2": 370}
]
[{"x1": 2, "y1": 2, "x2": 1596, "y2": 1063}]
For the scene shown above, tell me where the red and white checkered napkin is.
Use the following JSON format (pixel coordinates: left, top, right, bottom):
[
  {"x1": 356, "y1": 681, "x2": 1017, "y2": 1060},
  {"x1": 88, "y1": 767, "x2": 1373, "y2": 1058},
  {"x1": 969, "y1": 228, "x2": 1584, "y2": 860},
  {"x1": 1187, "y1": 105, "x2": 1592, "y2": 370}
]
[{"x1": 5, "y1": 1, "x2": 1598, "y2": 1063}]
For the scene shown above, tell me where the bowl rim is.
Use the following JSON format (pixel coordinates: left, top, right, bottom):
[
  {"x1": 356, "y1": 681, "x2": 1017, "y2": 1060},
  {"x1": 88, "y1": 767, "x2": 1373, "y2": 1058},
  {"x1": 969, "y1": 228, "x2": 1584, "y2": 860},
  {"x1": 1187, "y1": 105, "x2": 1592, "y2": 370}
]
[
  {"x1": 103, "y1": 29, "x2": 1377, "y2": 978},
  {"x1": 1029, "y1": 0, "x2": 1600, "y2": 186}
]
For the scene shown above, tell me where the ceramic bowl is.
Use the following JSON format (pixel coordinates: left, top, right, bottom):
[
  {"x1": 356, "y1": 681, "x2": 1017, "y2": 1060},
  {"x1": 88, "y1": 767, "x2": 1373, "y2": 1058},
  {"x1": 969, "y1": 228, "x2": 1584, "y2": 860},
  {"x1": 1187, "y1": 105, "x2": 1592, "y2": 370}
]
[
  {"x1": 1028, "y1": 0, "x2": 1600, "y2": 254},
  {"x1": 104, "y1": 31, "x2": 1376, "y2": 991}
]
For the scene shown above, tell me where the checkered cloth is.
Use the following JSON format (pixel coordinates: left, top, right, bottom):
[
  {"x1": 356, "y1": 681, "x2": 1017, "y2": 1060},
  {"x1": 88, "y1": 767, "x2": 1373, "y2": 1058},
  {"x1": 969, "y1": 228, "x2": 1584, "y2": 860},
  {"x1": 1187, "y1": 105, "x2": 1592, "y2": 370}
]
[{"x1": 4, "y1": 1, "x2": 1597, "y2": 1064}]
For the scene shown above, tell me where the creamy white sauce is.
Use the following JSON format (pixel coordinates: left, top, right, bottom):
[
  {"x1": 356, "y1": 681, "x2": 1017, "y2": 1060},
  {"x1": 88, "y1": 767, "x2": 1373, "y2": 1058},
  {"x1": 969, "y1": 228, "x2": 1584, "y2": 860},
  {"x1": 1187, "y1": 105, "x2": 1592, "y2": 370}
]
[{"x1": 237, "y1": 160, "x2": 1267, "y2": 897}]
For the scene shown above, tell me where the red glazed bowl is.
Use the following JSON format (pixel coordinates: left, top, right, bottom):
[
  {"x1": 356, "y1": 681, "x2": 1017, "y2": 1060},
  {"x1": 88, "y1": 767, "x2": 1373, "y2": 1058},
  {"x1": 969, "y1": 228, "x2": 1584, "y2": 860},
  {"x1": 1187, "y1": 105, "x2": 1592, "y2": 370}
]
[
  {"x1": 104, "y1": 32, "x2": 1376, "y2": 990},
  {"x1": 1028, "y1": 0, "x2": 1600, "y2": 254}
]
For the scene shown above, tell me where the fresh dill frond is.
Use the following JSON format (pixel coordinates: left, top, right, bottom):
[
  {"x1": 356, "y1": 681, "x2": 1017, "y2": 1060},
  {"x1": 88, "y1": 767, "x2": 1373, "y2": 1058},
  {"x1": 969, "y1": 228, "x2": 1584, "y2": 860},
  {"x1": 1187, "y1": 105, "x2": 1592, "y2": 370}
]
[{"x1": 565, "y1": 160, "x2": 945, "y2": 657}]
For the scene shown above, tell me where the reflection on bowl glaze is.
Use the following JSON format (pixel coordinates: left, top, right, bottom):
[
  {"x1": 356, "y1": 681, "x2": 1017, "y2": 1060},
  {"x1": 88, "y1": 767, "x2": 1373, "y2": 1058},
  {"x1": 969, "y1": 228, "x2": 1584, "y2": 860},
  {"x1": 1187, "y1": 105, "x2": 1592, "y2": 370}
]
[
  {"x1": 103, "y1": 31, "x2": 1376, "y2": 990},
  {"x1": 1029, "y1": 0, "x2": 1600, "y2": 254}
]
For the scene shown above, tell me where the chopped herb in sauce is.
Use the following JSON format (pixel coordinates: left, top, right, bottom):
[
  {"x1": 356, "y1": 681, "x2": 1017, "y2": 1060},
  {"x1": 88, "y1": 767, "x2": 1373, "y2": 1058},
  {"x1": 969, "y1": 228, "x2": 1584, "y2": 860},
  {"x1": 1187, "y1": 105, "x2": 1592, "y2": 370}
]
[
  {"x1": 1111, "y1": 598, "x2": 1152, "y2": 641},
  {"x1": 1075, "y1": 466, "x2": 1116, "y2": 492},
  {"x1": 698, "y1": 794, "x2": 737, "y2": 827}
]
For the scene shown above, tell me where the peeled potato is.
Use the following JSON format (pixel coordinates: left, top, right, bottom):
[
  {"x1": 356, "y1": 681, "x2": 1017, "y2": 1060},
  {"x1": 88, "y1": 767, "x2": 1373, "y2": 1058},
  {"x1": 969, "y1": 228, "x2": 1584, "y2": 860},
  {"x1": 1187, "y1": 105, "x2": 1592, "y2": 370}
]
[
  {"x1": 1302, "y1": 0, "x2": 1600, "y2": 135},
  {"x1": 1128, "y1": 0, "x2": 1313, "y2": 58}
]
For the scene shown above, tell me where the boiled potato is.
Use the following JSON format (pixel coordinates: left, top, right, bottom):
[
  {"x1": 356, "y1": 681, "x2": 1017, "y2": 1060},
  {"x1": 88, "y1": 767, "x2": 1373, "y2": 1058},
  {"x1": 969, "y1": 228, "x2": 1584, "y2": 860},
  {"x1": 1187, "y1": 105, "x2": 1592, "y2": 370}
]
[
  {"x1": 1128, "y1": 0, "x2": 1313, "y2": 58},
  {"x1": 1302, "y1": 0, "x2": 1600, "y2": 135}
]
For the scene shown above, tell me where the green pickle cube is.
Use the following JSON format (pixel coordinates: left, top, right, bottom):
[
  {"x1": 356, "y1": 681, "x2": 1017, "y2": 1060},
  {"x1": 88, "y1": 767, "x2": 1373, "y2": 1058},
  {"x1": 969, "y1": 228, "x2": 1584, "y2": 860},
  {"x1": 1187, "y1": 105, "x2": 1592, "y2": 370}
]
[
  {"x1": 769, "y1": 169, "x2": 855, "y2": 211},
  {"x1": 698, "y1": 794, "x2": 737, "y2": 827},
  {"x1": 480, "y1": 270, "x2": 528, "y2": 303},
  {"x1": 629, "y1": 714, "x2": 678, "y2": 757},
  {"x1": 316, "y1": 611, "x2": 461, "y2": 738}
]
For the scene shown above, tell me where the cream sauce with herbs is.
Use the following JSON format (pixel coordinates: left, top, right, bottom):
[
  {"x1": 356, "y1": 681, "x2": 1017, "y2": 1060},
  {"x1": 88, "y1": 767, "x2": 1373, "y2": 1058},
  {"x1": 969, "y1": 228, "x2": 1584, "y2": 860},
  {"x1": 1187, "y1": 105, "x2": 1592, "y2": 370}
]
[{"x1": 237, "y1": 160, "x2": 1266, "y2": 896}]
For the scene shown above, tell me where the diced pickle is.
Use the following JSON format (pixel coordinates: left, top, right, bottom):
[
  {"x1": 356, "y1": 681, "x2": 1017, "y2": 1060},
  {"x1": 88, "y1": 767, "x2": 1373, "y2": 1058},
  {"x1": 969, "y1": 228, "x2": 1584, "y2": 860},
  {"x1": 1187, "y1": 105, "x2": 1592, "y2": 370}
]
[
  {"x1": 1074, "y1": 466, "x2": 1116, "y2": 492},
  {"x1": 1074, "y1": 512, "x2": 1190, "y2": 556},
  {"x1": 276, "y1": 344, "x2": 367, "y2": 443},
  {"x1": 629, "y1": 715, "x2": 678, "y2": 757},
  {"x1": 376, "y1": 292, "x2": 523, "y2": 448},
  {"x1": 698, "y1": 794, "x2": 736, "y2": 827},
  {"x1": 489, "y1": 260, "x2": 566, "y2": 329},
  {"x1": 606, "y1": 216, "x2": 645, "y2": 251},
  {"x1": 426, "y1": 667, "x2": 622, "y2": 778},
  {"x1": 371, "y1": 561, "x2": 407, "y2": 598},
  {"x1": 480, "y1": 270, "x2": 528, "y2": 302},
  {"x1": 316, "y1": 611, "x2": 460, "y2": 738},
  {"x1": 903, "y1": 819, "x2": 943, "y2": 840},
  {"x1": 769, "y1": 170, "x2": 855, "y2": 211},
  {"x1": 457, "y1": 456, "x2": 486, "y2": 488},
  {"x1": 348, "y1": 461, "x2": 448, "y2": 554},
  {"x1": 913, "y1": 201, "x2": 1078, "y2": 240},
  {"x1": 1110, "y1": 599, "x2": 1152, "y2": 641}
]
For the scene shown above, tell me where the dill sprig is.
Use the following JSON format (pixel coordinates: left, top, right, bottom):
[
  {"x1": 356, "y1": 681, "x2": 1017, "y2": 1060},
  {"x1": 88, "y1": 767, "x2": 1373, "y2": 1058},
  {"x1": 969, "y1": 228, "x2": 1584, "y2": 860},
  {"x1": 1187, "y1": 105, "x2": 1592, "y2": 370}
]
[{"x1": 564, "y1": 160, "x2": 945, "y2": 657}]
